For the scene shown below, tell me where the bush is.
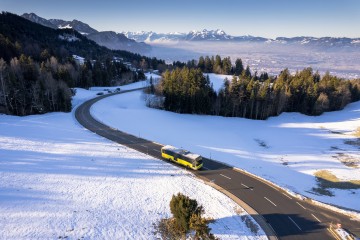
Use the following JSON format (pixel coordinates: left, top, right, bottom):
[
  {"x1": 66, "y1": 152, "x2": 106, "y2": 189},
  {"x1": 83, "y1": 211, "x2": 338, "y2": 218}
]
[
  {"x1": 155, "y1": 193, "x2": 217, "y2": 240},
  {"x1": 170, "y1": 193, "x2": 201, "y2": 233},
  {"x1": 156, "y1": 218, "x2": 184, "y2": 240},
  {"x1": 189, "y1": 211, "x2": 215, "y2": 239}
]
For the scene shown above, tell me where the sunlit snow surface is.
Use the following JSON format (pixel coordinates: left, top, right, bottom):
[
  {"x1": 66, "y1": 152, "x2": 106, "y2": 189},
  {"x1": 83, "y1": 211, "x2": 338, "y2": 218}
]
[
  {"x1": 91, "y1": 74, "x2": 360, "y2": 212},
  {"x1": 0, "y1": 80, "x2": 265, "y2": 239}
]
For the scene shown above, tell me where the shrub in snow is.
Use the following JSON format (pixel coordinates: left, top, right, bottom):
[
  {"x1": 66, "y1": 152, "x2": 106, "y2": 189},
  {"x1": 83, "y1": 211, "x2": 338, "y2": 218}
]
[
  {"x1": 170, "y1": 193, "x2": 201, "y2": 233},
  {"x1": 156, "y1": 193, "x2": 216, "y2": 240}
]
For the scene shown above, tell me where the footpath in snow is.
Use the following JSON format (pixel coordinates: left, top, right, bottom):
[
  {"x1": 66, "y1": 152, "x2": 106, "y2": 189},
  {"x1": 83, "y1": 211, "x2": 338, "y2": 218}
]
[{"x1": 0, "y1": 79, "x2": 265, "y2": 240}]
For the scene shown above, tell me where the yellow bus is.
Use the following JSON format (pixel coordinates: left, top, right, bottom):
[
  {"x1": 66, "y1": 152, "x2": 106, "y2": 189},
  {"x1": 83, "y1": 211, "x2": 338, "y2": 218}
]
[{"x1": 161, "y1": 145, "x2": 203, "y2": 170}]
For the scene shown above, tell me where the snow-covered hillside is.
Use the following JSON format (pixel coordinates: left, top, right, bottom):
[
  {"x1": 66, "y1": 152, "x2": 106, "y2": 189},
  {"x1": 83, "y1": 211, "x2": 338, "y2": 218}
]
[
  {"x1": 0, "y1": 81, "x2": 266, "y2": 240},
  {"x1": 91, "y1": 75, "x2": 360, "y2": 212}
]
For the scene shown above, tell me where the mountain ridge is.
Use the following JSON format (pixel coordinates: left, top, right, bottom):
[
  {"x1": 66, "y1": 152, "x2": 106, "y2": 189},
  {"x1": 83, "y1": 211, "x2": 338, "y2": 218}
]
[
  {"x1": 122, "y1": 29, "x2": 360, "y2": 48},
  {"x1": 21, "y1": 13, "x2": 151, "y2": 54},
  {"x1": 21, "y1": 13, "x2": 360, "y2": 50}
]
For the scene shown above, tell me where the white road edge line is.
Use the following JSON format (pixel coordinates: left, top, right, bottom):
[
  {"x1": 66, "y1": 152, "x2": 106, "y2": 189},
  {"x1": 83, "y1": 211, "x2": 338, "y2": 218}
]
[
  {"x1": 241, "y1": 183, "x2": 253, "y2": 190},
  {"x1": 296, "y1": 202, "x2": 306, "y2": 210},
  {"x1": 311, "y1": 214, "x2": 321, "y2": 223},
  {"x1": 220, "y1": 174, "x2": 231, "y2": 180},
  {"x1": 288, "y1": 216, "x2": 302, "y2": 231},
  {"x1": 282, "y1": 192, "x2": 292, "y2": 199},
  {"x1": 264, "y1": 197, "x2": 277, "y2": 207}
]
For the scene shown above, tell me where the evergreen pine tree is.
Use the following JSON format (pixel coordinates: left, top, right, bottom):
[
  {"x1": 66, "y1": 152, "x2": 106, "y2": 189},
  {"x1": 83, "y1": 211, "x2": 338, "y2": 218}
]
[
  {"x1": 234, "y1": 58, "x2": 244, "y2": 75},
  {"x1": 198, "y1": 56, "x2": 205, "y2": 71}
]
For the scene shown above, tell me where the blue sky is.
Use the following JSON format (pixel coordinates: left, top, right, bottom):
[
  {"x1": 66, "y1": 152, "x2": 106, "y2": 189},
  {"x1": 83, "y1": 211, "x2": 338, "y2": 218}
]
[{"x1": 1, "y1": 0, "x2": 359, "y2": 38}]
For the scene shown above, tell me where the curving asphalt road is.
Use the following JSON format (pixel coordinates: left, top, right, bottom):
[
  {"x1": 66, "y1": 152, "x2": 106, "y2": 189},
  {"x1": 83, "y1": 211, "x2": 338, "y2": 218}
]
[{"x1": 75, "y1": 88, "x2": 360, "y2": 240}]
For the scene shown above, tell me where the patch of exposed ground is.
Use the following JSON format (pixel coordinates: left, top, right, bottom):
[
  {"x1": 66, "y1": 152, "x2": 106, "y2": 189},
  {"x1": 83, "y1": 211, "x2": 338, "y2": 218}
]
[
  {"x1": 332, "y1": 153, "x2": 360, "y2": 168},
  {"x1": 311, "y1": 170, "x2": 360, "y2": 196}
]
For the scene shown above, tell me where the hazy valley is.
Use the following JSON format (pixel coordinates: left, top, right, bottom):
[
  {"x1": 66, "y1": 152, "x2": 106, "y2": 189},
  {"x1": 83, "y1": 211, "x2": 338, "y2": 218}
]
[{"x1": 146, "y1": 41, "x2": 360, "y2": 79}]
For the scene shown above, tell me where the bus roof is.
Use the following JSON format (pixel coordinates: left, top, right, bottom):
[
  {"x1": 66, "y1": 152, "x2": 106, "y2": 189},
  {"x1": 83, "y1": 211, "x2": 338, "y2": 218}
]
[{"x1": 162, "y1": 145, "x2": 201, "y2": 160}]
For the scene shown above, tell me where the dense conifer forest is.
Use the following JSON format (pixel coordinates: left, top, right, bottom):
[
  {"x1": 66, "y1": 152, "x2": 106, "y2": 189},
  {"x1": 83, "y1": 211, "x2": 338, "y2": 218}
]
[
  {"x1": 158, "y1": 56, "x2": 360, "y2": 119},
  {"x1": 161, "y1": 67, "x2": 216, "y2": 114}
]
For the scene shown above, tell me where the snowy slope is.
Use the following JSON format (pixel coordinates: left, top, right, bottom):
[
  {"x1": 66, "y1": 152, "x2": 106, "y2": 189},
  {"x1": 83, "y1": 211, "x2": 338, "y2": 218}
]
[
  {"x1": 91, "y1": 77, "x2": 360, "y2": 212},
  {"x1": 0, "y1": 81, "x2": 265, "y2": 240}
]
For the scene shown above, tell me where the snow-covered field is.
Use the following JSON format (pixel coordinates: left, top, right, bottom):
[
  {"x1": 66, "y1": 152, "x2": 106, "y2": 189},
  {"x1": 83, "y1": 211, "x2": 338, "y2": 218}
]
[
  {"x1": 0, "y1": 80, "x2": 266, "y2": 240},
  {"x1": 91, "y1": 74, "x2": 360, "y2": 212}
]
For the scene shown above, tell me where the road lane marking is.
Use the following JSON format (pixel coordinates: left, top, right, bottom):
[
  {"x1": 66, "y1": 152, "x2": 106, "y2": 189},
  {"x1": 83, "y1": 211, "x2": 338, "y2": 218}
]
[
  {"x1": 153, "y1": 149, "x2": 160, "y2": 152},
  {"x1": 282, "y1": 192, "x2": 292, "y2": 199},
  {"x1": 264, "y1": 197, "x2": 277, "y2": 207},
  {"x1": 296, "y1": 202, "x2": 306, "y2": 210},
  {"x1": 241, "y1": 183, "x2": 253, "y2": 190},
  {"x1": 268, "y1": 223, "x2": 276, "y2": 233},
  {"x1": 141, "y1": 145, "x2": 147, "y2": 148},
  {"x1": 220, "y1": 174, "x2": 231, "y2": 180},
  {"x1": 129, "y1": 140, "x2": 135, "y2": 143},
  {"x1": 202, "y1": 166, "x2": 210, "y2": 170},
  {"x1": 311, "y1": 214, "x2": 321, "y2": 223},
  {"x1": 288, "y1": 216, "x2": 302, "y2": 231}
]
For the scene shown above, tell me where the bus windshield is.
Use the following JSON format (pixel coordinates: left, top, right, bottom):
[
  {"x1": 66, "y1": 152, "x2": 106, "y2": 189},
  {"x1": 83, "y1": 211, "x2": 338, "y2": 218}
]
[{"x1": 195, "y1": 158, "x2": 203, "y2": 166}]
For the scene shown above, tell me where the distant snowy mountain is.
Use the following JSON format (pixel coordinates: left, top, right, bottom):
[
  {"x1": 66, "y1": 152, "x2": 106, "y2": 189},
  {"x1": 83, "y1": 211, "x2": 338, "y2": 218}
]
[
  {"x1": 123, "y1": 29, "x2": 234, "y2": 42},
  {"x1": 122, "y1": 31, "x2": 185, "y2": 43},
  {"x1": 185, "y1": 29, "x2": 233, "y2": 41},
  {"x1": 123, "y1": 29, "x2": 271, "y2": 43},
  {"x1": 21, "y1": 13, "x2": 151, "y2": 54},
  {"x1": 123, "y1": 29, "x2": 360, "y2": 49},
  {"x1": 274, "y1": 36, "x2": 360, "y2": 48},
  {"x1": 233, "y1": 35, "x2": 268, "y2": 42}
]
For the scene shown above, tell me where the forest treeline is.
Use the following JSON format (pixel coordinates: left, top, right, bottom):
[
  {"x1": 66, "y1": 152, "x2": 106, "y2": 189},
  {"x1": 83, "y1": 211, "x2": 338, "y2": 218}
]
[
  {"x1": 0, "y1": 54, "x2": 147, "y2": 115},
  {"x1": 161, "y1": 68, "x2": 216, "y2": 114},
  {"x1": 157, "y1": 65, "x2": 360, "y2": 120},
  {"x1": 173, "y1": 55, "x2": 254, "y2": 77},
  {"x1": 0, "y1": 56, "x2": 71, "y2": 115}
]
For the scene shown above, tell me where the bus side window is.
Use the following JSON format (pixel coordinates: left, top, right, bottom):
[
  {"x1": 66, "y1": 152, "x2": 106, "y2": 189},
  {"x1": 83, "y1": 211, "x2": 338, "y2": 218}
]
[{"x1": 183, "y1": 156, "x2": 191, "y2": 163}]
